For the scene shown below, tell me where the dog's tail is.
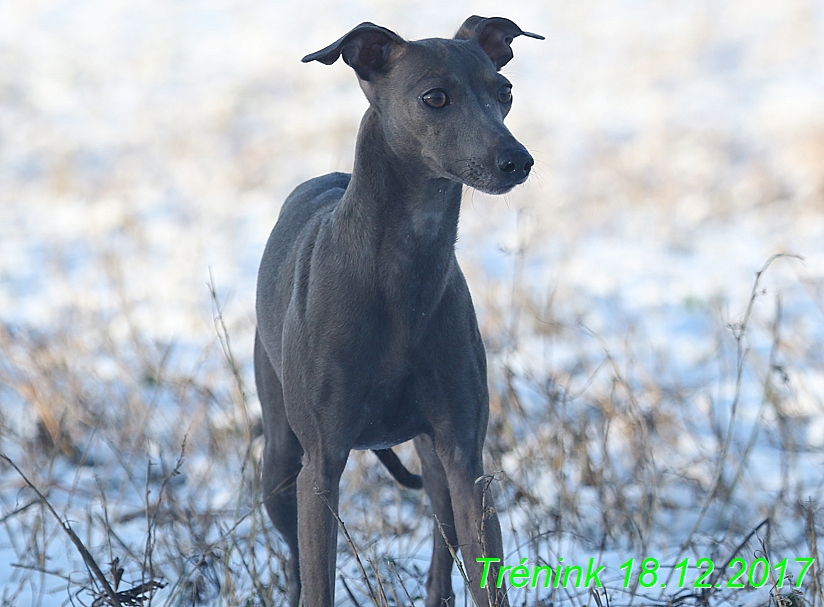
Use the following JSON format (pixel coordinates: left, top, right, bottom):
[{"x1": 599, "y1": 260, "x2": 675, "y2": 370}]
[{"x1": 372, "y1": 449, "x2": 423, "y2": 489}]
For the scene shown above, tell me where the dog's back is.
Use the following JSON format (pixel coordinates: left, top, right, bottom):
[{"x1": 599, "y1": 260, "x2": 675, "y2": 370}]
[{"x1": 255, "y1": 171, "x2": 350, "y2": 371}]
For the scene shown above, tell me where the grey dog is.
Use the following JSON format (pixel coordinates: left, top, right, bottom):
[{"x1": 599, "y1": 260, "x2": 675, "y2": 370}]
[{"x1": 254, "y1": 15, "x2": 541, "y2": 607}]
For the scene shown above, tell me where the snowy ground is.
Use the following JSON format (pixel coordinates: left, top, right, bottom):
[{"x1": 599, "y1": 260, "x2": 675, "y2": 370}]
[{"x1": 1, "y1": 0, "x2": 824, "y2": 605}]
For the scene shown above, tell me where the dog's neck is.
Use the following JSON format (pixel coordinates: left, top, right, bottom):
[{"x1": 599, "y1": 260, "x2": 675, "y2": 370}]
[
  {"x1": 331, "y1": 107, "x2": 465, "y2": 317},
  {"x1": 336, "y1": 107, "x2": 463, "y2": 254}
]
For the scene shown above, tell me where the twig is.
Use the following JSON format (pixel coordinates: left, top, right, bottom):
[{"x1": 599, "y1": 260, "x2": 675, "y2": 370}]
[
  {"x1": 477, "y1": 472, "x2": 499, "y2": 607},
  {"x1": 340, "y1": 574, "x2": 362, "y2": 607},
  {"x1": 207, "y1": 269, "x2": 251, "y2": 441},
  {"x1": 721, "y1": 294, "x2": 784, "y2": 517},
  {"x1": 369, "y1": 557, "x2": 390, "y2": 607},
  {"x1": 387, "y1": 559, "x2": 416, "y2": 607},
  {"x1": 0, "y1": 454, "x2": 123, "y2": 607},
  {"x1": 0, "y1": 498, "x2": 38, "y2": 524},
  {"x1": 142, "y1": 436, "x2": 186, "y2": 598},
  {"x1": 91, "y1": 581, "x2": 165, "y2": 607},
  {"x1": 802, "y1": 499, "x2": 821, "y2": 607},
  {"x1": 434, "y1": 514, "x2": 478, "y2": 607},
  {"x1": 10, "y1": 562, "x2": 73, "y2": 582},
  {"x1": 320, "y1": 492, "x2": 381, "y2": 605},
  {"x1": 666, "y1": 253, "x2": 801, "y2": 585}
]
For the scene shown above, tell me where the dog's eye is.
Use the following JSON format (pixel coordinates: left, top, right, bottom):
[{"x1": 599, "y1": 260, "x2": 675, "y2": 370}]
[
  {"x1": 498, "y1": 84, "x2": 513, "y2": 104},
  {"x1": 421, "y1": 89, "x2": 450, "y2": 109}
]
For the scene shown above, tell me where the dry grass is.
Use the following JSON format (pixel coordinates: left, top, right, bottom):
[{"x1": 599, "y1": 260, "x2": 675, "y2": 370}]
[{"x1": 1, "y1": 239, "x2": 822, "y2": 607}]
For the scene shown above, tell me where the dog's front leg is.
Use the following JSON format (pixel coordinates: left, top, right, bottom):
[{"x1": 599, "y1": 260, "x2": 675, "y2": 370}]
[
  {"x1": 295, "y1": 450, "x2": 348, "y2": 606},
  {"x1": 437, "y1": 439, "x2": 508, "y2": 607}
]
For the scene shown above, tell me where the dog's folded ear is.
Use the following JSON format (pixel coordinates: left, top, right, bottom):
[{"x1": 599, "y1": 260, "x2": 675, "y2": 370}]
[
  {"x1": 455, "y1": 16, "x2": 543, "y2": 70},
  {"x1": 302, "y1": 23, "x2": 405, "y2": 81}
]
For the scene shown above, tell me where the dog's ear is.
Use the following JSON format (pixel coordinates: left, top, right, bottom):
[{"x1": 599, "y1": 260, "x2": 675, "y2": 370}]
[
  {"x1": 454, "y1": 16, "x2": 543, "y2": 70},
  {"x1": 302, "y1": 23, "x2": 405, "y2": 81}
]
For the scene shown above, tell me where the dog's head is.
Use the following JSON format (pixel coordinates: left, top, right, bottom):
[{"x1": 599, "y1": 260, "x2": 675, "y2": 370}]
[{"x1": 302, "y1": 16, "x2": 542, "y2": 195}]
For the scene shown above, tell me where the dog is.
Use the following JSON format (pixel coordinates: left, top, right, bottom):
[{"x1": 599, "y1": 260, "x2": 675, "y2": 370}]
[{"x1": 254, "y1": 15, "x2": 541, "y2": 606}]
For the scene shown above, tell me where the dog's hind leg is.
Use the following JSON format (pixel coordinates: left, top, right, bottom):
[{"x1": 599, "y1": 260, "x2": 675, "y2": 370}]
[
  {"x1": 415, "y1": 434, "x2": 458, "y2": 607},
  {"x1": 254, "y1": 331, "x2": 303, "y2": 607}
]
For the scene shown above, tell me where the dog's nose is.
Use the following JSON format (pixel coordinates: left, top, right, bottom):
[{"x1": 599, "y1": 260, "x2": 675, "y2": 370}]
[{"x1": 497, "y1": 147, "x2": 534, "y2": 179}]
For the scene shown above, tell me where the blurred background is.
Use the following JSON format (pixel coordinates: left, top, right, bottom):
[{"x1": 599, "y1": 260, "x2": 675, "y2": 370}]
[{"x1": 1, "y1": 0, "x2": 823, "y2": 605}]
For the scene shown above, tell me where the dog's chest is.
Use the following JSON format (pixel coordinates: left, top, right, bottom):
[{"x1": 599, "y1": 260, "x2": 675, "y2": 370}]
[{"x1": 353, "y1": 366, "x2": 429, "y2": 450}]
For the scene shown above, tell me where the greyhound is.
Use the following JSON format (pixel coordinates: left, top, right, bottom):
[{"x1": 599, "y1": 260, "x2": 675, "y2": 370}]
[{"x1": 254, "y1": 16, "x2": 541, "y2": 607}]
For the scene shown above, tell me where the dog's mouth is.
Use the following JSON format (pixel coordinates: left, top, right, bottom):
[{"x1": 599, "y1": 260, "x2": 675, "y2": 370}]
[
  {"x1": 476, "y1": 181, "x2": 521, "y2": 195},
  {"x1": 447, "y1": 160, "x2": 530, "y2": 195}
]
